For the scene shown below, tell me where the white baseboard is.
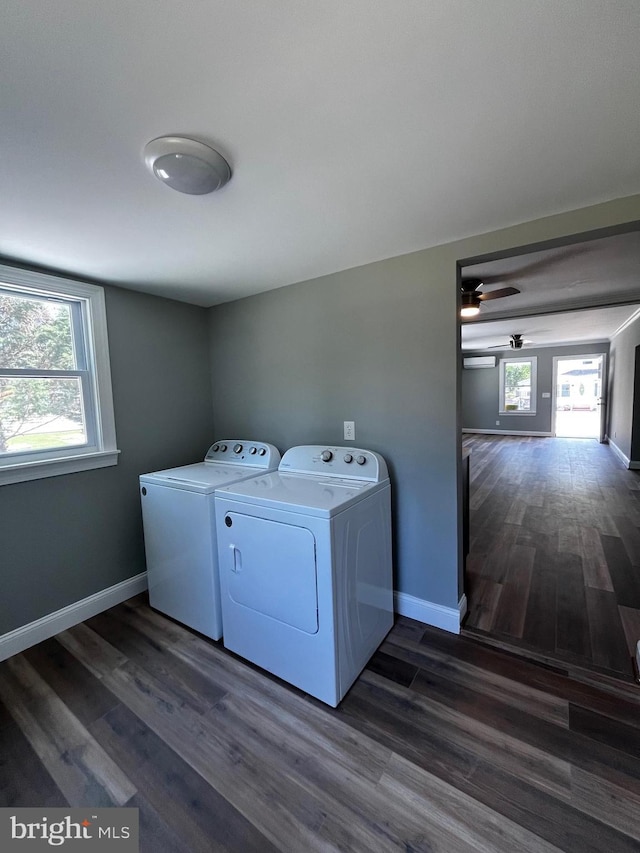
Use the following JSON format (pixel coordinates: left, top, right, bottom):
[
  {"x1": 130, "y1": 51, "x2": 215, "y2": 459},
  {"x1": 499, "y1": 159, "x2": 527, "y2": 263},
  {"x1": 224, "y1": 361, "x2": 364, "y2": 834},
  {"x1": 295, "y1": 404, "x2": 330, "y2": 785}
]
[
  {"x1": 394, "y1": 590, "x2": 466, "y2": 635},
  {"x1": 462, "y1": 429, "x2": 553, "y2": 437},
  {"x1": 0, "y1": 572, "x2": 148, "y2": 662},
  {"x1": 608, "y1": 438, "x2": 631, "y2": 468}
]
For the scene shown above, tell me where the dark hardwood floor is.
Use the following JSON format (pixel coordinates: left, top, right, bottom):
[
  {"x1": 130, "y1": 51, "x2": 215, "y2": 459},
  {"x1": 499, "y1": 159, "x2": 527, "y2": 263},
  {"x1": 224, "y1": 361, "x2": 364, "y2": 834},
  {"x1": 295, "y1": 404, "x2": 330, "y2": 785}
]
[
  {"x1": 463, "y1": 433, "x2": 640, "y2": 680},
  {"x1": 2, "y1": 596, "x2": 640, "y2": 851}
]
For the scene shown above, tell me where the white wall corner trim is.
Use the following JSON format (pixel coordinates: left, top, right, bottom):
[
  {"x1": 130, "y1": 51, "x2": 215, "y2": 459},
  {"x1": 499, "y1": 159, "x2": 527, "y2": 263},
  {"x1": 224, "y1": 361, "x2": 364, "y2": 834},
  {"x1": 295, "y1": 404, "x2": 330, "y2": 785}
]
[
  {"x1": 462, "y1": 429, "x2": 553, "y2": 437},
  {"x1": 0, "y1": 572, "x2": 148, "y2": 661},
  {"x1": 394, "y1": 590, "x2": 464, "y2": 634},
  {"x1": 608, "y1": 438, "x2": 632, "y2": 469}
]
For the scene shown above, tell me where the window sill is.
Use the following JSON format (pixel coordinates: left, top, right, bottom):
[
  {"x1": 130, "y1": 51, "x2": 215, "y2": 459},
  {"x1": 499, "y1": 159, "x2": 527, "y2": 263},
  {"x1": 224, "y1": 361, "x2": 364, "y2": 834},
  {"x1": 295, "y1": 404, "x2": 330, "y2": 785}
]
[
  {"x1": 499, "y1": 412, "x2": 537, "y2": 416},
  {"x1": 0, "y1": 449, "x2": 120, "y2": 486}
]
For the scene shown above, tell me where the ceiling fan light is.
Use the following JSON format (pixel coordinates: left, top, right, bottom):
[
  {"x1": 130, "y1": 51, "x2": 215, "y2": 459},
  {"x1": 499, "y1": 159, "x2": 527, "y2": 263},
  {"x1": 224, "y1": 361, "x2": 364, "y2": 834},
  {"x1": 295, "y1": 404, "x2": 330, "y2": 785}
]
[
  {"x1": 461, "y1": 305, "x2": 480, "y2": 318},
  {"x1": 460, "y1": 290, "x2": 481, "y2": 317}
]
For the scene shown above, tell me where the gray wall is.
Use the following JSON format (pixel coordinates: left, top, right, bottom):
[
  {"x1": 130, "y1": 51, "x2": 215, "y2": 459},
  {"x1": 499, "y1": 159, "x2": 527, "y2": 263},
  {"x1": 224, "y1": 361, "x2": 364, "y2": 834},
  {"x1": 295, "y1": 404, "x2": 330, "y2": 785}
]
[
  {"x1": 209, "y1": 251, "x2": 457, "y2": 606},
  {"x1": 210, "y1": 195, "x2": 640, "y2": 609},
  {"x1": 608, "y1": 313, "x2": 640, "y2": 461},
  {"x1": 462, "y1": 343, "x2": 609, "y2": 434},
  {"x1": 3, "y1": 195, "x2": 639, "y2": 637},
  {"x1": 0, "y1": 285, "x2": 214, "y2": 635}
]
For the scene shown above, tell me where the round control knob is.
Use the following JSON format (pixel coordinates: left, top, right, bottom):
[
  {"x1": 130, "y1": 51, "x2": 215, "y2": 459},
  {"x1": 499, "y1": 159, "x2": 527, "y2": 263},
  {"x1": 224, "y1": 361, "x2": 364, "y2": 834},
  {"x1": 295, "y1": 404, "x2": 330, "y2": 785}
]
[
  {"x1": 344, "y1": 454, "x2": 353, "y2": 463},
  {"x1": 250, "y1": 446, "x2": 257, "y2": 455},
  {"x1": 321, "y1": 450, "x2": 333, "y2": 462},
  {"x1": 212, "y1": 444, "x2": 219, "y2": 452},
  {"x1": 258, "y1": 447, "x2": 267, "y2": 456},
  {"x1": 220, "y1": 444, "x2": 227, "y2": 452},
  {"x1": 356, "y1": 455, "x2": 366, "y2": 465},
  {"x1": 234, "y1": 444, "x2": 243, "y2": 454}
]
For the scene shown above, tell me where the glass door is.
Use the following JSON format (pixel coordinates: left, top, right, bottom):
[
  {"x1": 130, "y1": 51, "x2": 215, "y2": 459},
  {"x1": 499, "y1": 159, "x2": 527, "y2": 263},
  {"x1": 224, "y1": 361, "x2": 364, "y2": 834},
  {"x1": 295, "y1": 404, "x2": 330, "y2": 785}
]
[{"x1": 552, "y1": 353, "x2": 606, "y2": 440}]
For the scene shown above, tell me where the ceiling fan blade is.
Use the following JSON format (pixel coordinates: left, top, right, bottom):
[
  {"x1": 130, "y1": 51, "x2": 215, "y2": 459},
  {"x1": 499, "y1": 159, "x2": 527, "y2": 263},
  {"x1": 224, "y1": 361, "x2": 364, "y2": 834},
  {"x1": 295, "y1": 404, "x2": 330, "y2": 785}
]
[
  {"x1": 482, "y1": 334, "x2": 534, "y2": 350},
  {"x1": 477, "y1": 286, "x2": 520, "y2": 301}
]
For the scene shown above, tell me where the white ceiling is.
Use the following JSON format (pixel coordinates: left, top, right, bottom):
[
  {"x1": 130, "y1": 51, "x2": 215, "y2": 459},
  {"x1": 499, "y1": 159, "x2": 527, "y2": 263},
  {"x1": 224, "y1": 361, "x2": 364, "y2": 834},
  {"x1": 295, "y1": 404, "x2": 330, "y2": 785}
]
[
  {"x1": 461, "y1": 304, "x2": 640, "y2": 351},
  {"x1": 460, "y1": 230, "x2": 640, "y2": 350},
  {"x1": 2, "y1": 2, "x2": 640, "y2": 307}
]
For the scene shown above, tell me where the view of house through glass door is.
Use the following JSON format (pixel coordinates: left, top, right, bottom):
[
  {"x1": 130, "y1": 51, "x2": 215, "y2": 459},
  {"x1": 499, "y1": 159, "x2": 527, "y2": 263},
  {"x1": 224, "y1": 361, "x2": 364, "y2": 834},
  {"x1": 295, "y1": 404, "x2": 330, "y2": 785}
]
[{"x1": 552, "y1": 354, "x2": 606, "y2": 440}]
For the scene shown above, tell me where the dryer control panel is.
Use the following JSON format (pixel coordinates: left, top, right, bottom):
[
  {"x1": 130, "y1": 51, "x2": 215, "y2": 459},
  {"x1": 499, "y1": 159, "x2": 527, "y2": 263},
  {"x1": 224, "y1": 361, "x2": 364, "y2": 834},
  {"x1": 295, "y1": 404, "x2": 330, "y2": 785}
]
[
  {"x1": 279, "y1": 445, "x2": 388, "y2": 482},
  {"x1": 205, "y1": 440, "x2": 281, "y2": 468}
]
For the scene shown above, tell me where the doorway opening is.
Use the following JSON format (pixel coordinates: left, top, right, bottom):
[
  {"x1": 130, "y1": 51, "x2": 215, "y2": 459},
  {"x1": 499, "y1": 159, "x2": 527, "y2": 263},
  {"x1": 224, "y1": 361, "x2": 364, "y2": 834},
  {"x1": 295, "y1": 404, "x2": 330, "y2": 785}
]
[
  {"x1": 552, "y1": 353, "x2": 606, "y2": 440},
  {"x1": 458, "y1": 223, "x2": 640, "y2": 681}
]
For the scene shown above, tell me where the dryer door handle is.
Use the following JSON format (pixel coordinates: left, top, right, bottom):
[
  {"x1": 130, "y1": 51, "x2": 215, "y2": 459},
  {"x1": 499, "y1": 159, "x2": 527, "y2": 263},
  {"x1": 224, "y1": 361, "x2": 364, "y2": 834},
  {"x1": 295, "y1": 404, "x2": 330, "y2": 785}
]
[{"x1": 229, "y1": 544, "x2": 242, "y2": 573}]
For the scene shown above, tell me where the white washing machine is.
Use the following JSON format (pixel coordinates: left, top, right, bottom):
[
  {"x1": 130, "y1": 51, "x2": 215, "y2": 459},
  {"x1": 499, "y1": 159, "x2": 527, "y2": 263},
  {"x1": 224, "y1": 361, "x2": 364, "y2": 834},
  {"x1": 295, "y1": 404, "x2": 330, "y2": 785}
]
[
  {"x1": 214, "y1": 445, "x2": 393, "y2": 706},
  {"x1": 139, "y1": 440, "x2": 280, "y2": 641}
]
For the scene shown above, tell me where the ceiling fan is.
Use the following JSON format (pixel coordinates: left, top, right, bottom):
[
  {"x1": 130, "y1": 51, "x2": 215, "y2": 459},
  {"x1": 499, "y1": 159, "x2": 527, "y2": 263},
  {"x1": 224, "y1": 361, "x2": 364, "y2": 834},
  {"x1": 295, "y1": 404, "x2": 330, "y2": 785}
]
[
  {"x1": 460, "y1": 278, "x2": 520, "y2": 317},
  {"x1": 488, "y1": 333, "x2": 532, "y2": 350}
]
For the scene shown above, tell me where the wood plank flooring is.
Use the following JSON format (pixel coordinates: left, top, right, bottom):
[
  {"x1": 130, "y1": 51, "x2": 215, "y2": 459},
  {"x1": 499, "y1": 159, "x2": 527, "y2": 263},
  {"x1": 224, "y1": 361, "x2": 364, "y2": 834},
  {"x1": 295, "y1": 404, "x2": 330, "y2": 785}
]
[
  {"x1": 463, "y1": 434, "x2": 640, "y2": 680},
  {"x1": 2, "y1": 596, "x2": 640, "y2": 851}
]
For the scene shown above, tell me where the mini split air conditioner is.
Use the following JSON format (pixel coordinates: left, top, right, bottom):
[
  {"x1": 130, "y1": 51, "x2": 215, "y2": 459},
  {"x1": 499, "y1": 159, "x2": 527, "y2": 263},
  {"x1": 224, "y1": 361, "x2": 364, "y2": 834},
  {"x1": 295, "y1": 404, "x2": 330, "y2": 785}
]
[{"x1": 463, "y1": 356, "x2": 496, "y2": 369}]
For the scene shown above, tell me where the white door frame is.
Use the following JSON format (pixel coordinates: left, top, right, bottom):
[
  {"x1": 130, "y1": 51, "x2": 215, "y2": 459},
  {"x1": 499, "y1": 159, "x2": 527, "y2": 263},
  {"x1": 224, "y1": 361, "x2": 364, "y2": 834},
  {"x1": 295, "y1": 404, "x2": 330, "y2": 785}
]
[{"x1": 552, "y1": 352, "x2": 607, "y2": 441}]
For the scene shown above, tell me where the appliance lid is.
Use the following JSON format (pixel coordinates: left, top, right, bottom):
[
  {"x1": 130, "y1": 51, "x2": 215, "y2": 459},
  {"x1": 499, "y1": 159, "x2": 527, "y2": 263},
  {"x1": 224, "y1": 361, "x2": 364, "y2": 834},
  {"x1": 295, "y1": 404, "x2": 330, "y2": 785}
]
[
  {"x1": 139, "y1": 440, "x2": 281, "y2": 493},
  {"x1": 140, "y1": 462, "x2": 265, "y2": 493},
  {"x1": 214, "y1": 470, "x2": 388, "y2": 517}
]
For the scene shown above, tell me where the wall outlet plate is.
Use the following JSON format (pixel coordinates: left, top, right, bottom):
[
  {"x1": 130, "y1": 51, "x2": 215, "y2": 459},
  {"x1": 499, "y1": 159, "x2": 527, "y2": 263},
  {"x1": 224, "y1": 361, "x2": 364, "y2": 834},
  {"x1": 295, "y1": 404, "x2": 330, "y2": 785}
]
[{"x1": 344, "y1": 421, "x2": 355, "y2": 441}]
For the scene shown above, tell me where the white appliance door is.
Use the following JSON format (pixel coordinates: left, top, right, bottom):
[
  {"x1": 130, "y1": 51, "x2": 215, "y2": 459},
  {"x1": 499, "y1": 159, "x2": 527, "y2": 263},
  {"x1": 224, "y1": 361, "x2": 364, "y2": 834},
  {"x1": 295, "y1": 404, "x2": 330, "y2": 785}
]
[
  {"x1": 223, "y1": 513, "x2": 318, "y2": 634},
  {"x1": 141, "y1": 483, "x2": 222, "y2": 639}
]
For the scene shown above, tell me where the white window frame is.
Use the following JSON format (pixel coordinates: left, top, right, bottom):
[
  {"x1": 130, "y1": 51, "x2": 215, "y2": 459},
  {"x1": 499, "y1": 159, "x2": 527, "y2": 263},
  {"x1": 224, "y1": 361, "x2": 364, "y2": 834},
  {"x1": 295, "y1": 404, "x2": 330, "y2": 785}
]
[
  {"x1": 0, "y1": 264, "x2": 119, "y2": 485},
  {"x1": 499, "y1": 356, "x2": 537, "y2": 415}
]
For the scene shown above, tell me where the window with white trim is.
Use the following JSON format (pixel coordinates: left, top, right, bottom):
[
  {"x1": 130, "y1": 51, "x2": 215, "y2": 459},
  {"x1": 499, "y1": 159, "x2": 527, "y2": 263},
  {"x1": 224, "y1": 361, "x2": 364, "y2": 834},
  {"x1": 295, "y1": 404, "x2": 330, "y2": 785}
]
[
  {"x1": 499, "y1": 356, "x2": 537, "y2": 414},
  {"x1": 0, "y1": 264, "x2": 119, "y2": 485}
]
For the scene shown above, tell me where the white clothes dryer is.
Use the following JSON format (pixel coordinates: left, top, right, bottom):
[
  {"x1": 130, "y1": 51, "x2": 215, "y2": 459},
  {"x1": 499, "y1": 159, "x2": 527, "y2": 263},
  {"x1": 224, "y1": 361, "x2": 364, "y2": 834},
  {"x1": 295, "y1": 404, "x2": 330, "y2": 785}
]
[
  {"x1": 139, "y1": 441, "x2": 280, "y2": 641},
  {"x1": 214, "y1": 445, "x2": 393, "y2": 706}
]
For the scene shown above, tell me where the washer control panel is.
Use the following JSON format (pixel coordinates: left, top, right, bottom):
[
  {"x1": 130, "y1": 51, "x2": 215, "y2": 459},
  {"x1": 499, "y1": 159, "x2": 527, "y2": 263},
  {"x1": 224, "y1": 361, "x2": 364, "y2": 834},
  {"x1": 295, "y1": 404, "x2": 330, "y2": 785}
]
[
  {"x1": 279, "y1": 445, "x2": 388, "y2": 482},
  {"x1": 205, "y1": 440, "x2": 280, "y2": 468}
]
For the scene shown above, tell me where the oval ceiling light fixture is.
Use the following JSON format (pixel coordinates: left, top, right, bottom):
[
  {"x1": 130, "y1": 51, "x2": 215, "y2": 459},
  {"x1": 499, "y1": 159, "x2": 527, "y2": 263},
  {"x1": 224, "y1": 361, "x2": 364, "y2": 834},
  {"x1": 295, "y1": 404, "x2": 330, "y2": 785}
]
[{"x1": 144, "y1": 136, "x2": 232, "y2": 195}]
